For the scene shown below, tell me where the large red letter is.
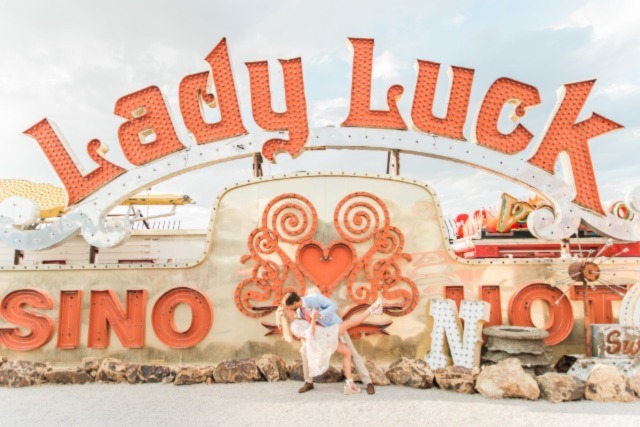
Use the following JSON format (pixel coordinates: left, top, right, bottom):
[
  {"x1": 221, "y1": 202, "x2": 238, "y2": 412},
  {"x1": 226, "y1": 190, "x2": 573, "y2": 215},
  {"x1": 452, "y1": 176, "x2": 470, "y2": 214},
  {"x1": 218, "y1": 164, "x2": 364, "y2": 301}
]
[
  {"x1": 475, "y1": 78, "x2": 541, "y2": 154},
  {"x1": 412, "y1": 61, "x2": 474, "y2": 140},
  {"x1": 23, "y1": 119, "x2": 126, "y2": 206},
  {"x1": 246, "y1": 58, "x2": 308, "y2": 162},
  {"x1": 152, "y1": 287, "x2": 213, "y2": 349},
  {"x1": 570, "y1": 285, "x2": 625, "y2": 324},
  {"x1": 444, "y1": 286, "x2": 464, "y2": 310},
  {"x1": 342, "y1": 38, "x2": 407, "y2": 130},
  {"x1": 179, "y1": 38, "x2": 247, "y2": 144},
  {"x1": 509, "y1": 283, "x2": 573, "y2": 346},
  {"x1": 114, "y1": 86, "x2": 185, "y2": 166},
  {"x1": 88, "y1": 290, "x2": 147, "y2": 348},
  {"x1": 528, "y1": 80, "x2": 623, "y2": 215},
  {"x1": 0, "y1": 289, "x2": 54, "y2": 351},
  {"x1": 480, "y1": 285, "x2": 503, "y2": 327},
  {"x1": 57, "y1": 290, "x2": 82, "y2": 349}
]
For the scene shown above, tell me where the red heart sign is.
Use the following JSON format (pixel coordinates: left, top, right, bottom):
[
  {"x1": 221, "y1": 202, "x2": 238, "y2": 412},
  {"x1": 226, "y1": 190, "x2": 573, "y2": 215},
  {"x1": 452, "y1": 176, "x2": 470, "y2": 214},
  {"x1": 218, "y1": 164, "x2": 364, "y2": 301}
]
[{"x1": 297, "y1": 240, "x2": 356, "y2": 296}]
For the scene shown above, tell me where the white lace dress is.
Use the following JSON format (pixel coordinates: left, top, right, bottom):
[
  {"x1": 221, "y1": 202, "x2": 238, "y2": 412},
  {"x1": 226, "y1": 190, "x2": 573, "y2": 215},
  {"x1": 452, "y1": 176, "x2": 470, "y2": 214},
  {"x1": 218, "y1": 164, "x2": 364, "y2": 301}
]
[{"x1": 290, "y1": 319, "x2": 340, "y2": 377}]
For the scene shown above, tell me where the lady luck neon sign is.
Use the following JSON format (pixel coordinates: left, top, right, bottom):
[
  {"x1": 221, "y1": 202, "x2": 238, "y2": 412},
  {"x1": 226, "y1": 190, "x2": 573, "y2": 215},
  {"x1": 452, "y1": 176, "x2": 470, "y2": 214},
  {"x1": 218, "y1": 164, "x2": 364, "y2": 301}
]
[{"x1": 0, "y1": 37, "x2": 638, "y2": 251}]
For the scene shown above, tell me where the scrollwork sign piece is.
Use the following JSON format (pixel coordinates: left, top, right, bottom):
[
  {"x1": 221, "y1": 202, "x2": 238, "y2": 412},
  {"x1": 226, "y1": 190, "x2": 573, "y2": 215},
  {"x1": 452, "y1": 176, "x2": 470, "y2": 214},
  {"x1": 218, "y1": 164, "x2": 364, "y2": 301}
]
[{"x1": 234, "y1": 191, "x2": 418, "y2": 318}]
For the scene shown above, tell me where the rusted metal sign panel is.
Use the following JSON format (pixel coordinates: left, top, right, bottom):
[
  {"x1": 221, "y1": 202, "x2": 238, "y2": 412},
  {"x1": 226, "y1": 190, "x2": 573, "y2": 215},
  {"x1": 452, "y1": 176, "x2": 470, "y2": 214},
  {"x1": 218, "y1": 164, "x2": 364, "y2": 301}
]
[{"x1": 591, "y1": 324, "x2": 640, "y2": 358}]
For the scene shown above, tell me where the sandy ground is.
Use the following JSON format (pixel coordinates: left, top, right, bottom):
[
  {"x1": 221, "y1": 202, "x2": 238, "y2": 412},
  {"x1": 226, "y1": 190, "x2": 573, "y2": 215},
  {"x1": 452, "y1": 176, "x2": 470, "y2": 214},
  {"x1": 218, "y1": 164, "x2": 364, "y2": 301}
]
[{"x1": 1, "y1": 382, "x2": 640, "y2": 427}]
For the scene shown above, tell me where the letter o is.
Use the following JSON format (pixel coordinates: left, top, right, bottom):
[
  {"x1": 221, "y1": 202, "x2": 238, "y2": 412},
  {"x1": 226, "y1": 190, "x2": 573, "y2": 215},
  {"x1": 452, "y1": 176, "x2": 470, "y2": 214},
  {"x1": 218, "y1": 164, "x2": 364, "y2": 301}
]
[
  {"x1": 508, "y1": 283, "x2": 573, "y2": 346},
  {"x1": 152, "y1": 287, "x2": 213, "y2": 349}
]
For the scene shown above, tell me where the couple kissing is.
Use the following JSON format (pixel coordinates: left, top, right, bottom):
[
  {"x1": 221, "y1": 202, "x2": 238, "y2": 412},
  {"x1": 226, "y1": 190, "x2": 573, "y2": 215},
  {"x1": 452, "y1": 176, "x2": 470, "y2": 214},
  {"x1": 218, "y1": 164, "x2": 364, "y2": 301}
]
[{"x1": 275, "y1": 292, "x2": 383, "y2": 395}]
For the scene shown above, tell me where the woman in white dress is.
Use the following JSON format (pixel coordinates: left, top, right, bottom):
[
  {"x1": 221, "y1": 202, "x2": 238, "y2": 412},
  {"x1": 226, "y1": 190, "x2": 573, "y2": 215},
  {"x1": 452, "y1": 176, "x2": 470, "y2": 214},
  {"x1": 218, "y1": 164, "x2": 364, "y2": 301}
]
[{"x1": 275, "y1": 298, "x2": 382, "y2": 394}]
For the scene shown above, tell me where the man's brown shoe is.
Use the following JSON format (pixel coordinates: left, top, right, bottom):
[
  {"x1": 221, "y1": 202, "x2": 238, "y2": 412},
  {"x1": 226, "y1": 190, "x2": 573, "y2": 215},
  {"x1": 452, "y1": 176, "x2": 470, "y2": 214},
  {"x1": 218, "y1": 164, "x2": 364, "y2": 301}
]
[
  {"x1": 298, "y1": 382, "x2": 314, "y2": 393},
  {"x1": 366, "y1": 383, "x2": 375, "y2": 395}
]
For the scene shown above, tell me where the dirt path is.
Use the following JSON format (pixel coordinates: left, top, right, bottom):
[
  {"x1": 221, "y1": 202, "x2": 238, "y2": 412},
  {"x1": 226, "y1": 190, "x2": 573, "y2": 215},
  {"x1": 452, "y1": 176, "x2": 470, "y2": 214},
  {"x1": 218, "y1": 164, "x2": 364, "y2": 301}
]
[{"x1": 1, "y1": 382, "x2": 639, "y2": 426}]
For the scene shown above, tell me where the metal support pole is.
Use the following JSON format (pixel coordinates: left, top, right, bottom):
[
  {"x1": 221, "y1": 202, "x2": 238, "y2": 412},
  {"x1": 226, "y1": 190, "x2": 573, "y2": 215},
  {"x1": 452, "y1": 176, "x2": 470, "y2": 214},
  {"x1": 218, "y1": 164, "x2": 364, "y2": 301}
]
[
  {"x1": 570, "y1": 261, "x2": 595, "y2": 357},
  {"x1": 253, "y1": 153, "x2": 263, "y2": 178},
  {"x1": 386, "y1": 149, "x2": 400, "y2": 175},
  {"x1": 583, "y1": 277, "x2": 591, "y2": 357}
]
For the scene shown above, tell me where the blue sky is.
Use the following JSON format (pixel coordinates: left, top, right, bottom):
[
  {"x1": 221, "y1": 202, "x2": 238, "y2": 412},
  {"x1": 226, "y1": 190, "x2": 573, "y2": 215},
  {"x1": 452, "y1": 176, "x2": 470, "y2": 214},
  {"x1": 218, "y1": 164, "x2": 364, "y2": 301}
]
[{"x1": 0, "y1": 0, "x2": 638, "y2": 227}]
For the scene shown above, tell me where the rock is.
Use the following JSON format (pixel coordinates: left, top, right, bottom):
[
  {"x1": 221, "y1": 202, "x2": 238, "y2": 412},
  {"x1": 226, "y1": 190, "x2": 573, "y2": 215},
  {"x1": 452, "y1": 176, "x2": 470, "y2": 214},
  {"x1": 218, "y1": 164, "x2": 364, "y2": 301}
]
[
  {"x1": 315, "y1": 366, "x2": 344, "y2": 383},
  {"x1": 0, "y1": 360, "x2": 50, "y2": 388},
  {"x1": 173, "y1": 365, "x2": 215, "y2": 385},
  {"x1": 486, "y1": 336, "x2": 546, "y2": 355},
  {"x1": 567, "y1": 357, "x2": 640, "y2": 382},
  {"x1": 533, "y1": 365, "x2": 553, "y2": 376},
  {"x1": 81, "y1": 357, "x2": 101, "y2": 371},
  {"x1": 585, "y1": 365, "x2": 637, "y2": 402},
  {"x1": 213, "y1": 359, "x2": 262, "y2": 383},
  {"x1": 475, "y1": 358, "x2": 540, "y2": 400},
  {"x1": 80, "y1": 357, "x2": 101, "y2": 378},
  {"x1": 125, "y1": 364, "x2": 172, "y2": 384},
  {"x1": 554, "y1": 355, "x2": 578, "y2": 374},
  {"x1": 0, "y1": 357, "x2": 7, "y2": 366},
  {"x1": 45, "y1": 368, "x2": 93, "y2": 385},
  {"x1": 482, "y1": 350, "x2": 552, "y2": 368},
  {"x1": 536, "y1": 373, "x2": 585, "y2": 403},
  {"x1": 254, "y1": 354, "x2": 288, "y2": 382},
  {"x1": 628, "y1": 370, "x2": 640, "y2": 397},
  {"x1": 386, "y1": 358, "x2": 434, "y2": 389},
  {"x1": 0, "y1": 369, "x2": 31, "y2": 388},
  {"x1": 288, "y1": 360, "x2": 305, "y2": 381},
  {"x1": 349, "y1": 358, "x2": 390, "y2": 386},
  {"x1": 483, "y1": 326, "x2": 549, "y2": 340},
  {"x1": 287, "y1": 360, "x2": 344, "y2": 383},
  {"x1": 96, "y1": 358, "x2": 130, "y2": 383},
  {"x1": 164, "y1": 370, "x2": 176, "y2": 384},
  {"x1": 434, "y1": 366, "x2": 478, "y2": 394}
]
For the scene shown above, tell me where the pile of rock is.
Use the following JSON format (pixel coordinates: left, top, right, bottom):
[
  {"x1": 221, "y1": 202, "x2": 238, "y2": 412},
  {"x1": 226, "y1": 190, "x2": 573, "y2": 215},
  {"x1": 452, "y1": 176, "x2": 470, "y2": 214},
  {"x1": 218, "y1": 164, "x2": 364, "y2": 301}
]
[
  {"x1": 1, "y1": 354, "x2": 639, "y2": 404},
  {"x1": 0, "y1": 355, "x2": 290, "y2": 388},
  {"x1": 482, "y1": 326, "x2": 552, "y2": 375},
  {"x1": 477, "y1": 358, "x2": 640, "y2": 403},
  {"x1": 0, "y1": 359, "x2": 50, "y2": 388}
]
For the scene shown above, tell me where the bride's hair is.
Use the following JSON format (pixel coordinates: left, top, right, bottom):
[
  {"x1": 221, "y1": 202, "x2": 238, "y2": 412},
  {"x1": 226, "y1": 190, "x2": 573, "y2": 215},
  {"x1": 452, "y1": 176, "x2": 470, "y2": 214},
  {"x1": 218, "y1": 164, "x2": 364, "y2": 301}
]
[{"x1": 275, "y1": 306, "x2": 295, "y2": 343}]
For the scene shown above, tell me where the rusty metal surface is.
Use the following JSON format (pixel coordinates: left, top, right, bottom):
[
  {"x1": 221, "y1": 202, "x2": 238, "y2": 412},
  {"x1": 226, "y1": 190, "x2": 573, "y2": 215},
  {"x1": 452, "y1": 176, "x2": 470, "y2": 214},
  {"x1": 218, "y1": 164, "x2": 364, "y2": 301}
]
[
  {"x1": 567, "y1": 356, "x2": 640, "y2": 381},
  {"x1": 590, "y1": 324, "x2": 640, "y2": 358}
]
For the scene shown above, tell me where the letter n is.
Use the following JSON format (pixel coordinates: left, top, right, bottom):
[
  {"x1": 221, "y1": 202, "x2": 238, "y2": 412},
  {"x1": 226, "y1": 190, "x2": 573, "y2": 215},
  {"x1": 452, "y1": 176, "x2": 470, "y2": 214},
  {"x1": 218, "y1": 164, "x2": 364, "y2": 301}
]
[
  {"x1": 88, "y1": 290, "x2": 147, "y2": 348},
  {"x1": 425, "y1": 298, "x2": 490, "y2": 369}
]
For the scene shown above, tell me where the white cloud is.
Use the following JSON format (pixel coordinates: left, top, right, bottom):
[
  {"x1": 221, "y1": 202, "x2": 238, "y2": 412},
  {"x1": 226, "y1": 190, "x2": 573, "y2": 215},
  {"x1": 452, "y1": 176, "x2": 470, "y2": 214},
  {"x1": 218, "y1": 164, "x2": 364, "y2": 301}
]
[
  {"x1": 554, "y1": 0, "x2": 640, "y2": 41},
  {"x1": 372, "y1": 50, "x2": 407, "y2": 82},
  {"x1": 310, "y1": 97, "x2": 349, "y2": 127},
  {"x1": 596, "y1": 83, "x2": 640, "y2": 99}
]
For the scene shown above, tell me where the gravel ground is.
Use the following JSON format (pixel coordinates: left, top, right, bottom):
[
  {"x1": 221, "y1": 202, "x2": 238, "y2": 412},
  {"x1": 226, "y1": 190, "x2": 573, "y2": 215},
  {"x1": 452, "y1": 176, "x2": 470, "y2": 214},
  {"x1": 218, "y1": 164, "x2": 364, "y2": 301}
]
[{"x1": 1, "y1": 382, "x2": 640, "y2": 427}]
